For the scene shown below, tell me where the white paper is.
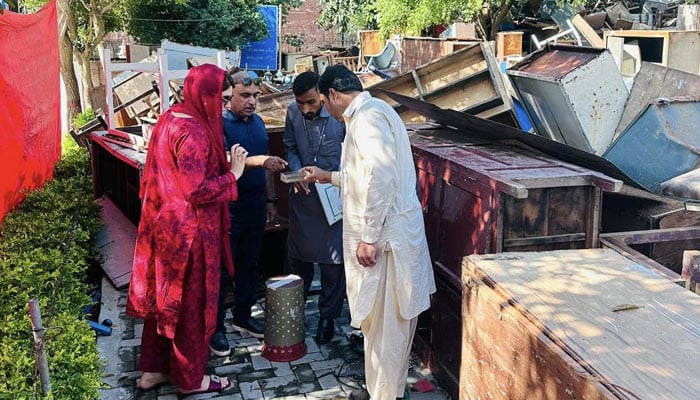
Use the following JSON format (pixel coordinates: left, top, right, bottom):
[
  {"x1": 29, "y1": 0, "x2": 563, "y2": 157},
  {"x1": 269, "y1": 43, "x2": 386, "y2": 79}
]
[
  {"x1": 315, "y1": 182, "x2": 342, "y2": 225},
  {"x1": 267, "y1": 274, "x2": 300, "y2": 290}
]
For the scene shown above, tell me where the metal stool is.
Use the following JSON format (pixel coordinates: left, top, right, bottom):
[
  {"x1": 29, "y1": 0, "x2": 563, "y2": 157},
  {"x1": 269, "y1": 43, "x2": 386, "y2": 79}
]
[{"x1": 261, "y1": 274, "x2": 307, "y2": 361}]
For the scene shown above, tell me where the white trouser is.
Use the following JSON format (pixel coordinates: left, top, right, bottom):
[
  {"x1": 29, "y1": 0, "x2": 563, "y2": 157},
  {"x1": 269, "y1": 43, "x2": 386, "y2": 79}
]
[{"x1": 362, "y1": 251, "x2": 417, "y2": 400}]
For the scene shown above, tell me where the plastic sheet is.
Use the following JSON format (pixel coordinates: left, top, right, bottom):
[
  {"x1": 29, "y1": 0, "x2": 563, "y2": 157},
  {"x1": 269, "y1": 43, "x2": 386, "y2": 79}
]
[{"x1": 0, "y1": 0, "x2": 60, "y2": 225}]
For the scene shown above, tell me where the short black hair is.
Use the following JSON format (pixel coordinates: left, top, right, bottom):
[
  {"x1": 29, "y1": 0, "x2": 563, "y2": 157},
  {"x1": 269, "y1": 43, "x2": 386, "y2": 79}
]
[
  {"x1": 222, "y1": 73, "x2": 235, "y2": 91},
  {"x1": 292, "y1": 71, "x2": 320, "y2": 96},
  {"x1": 318, "y1": 64, "x2": 363, "y2": 97}
]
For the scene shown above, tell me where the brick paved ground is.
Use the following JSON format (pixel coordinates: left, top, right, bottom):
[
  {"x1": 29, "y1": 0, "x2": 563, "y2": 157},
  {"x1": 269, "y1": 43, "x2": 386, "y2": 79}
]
[{"x1": 97, "y1": 276, "x2": 449, "y2": 400}]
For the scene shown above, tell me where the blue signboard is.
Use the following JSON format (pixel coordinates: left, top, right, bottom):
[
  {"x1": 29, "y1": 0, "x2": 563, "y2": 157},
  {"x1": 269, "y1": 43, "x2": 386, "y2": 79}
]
[{"x1": 240, "y1": 5, "x2": 279, "y2": 71}]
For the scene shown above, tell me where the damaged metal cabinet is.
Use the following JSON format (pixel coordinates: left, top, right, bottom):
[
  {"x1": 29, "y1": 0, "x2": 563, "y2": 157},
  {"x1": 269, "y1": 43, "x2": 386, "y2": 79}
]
[
  {"x1": 507, "y1": 45, "x2": 628, "y2": 155},
  {"x1": 603, "y1": 98, "x2": 700, "y2": 194},
  {"x1": 410, "y1": 127, "x2": 621, "y2": 399}
]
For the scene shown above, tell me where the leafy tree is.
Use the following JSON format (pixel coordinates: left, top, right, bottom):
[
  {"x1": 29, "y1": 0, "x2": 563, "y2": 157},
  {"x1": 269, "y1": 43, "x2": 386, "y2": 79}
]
[
  {"x1": 121, "y1": 0, "x2": 299, "y2": 50},
  {"x1": 371, "y1": 0, "x2": 585, "y2": 40},
  {"x1": 318, "y1": 0, "x2": 378, "y2": 34},
  {"x1": 25, "y1": 0, "x2": 124, "y2": 119}
]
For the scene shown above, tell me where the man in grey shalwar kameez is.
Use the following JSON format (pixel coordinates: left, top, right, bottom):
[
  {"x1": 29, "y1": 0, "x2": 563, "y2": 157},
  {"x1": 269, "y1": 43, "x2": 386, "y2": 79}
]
[{"x1": 283, "y1": 71, "x2": 346, "y2": 344}]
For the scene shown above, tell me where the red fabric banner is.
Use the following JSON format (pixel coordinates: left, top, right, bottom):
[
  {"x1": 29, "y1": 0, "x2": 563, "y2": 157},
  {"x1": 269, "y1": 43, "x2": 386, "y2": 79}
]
[{"x1": 0, "y1": 0, "x2": 60, "y2": 226}]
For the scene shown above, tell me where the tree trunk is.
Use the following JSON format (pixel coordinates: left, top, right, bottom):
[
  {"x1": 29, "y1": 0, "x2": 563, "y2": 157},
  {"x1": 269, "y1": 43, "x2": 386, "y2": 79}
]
[
  {"x1": 59, "y1": 32, "x2": 82, "y2": 124},
  {"x1": 57, "y1": 0, "x2": 81, "y2": 123},
  {"x1": 76, "y1": 50, "x2": 95, "y2": 112}
]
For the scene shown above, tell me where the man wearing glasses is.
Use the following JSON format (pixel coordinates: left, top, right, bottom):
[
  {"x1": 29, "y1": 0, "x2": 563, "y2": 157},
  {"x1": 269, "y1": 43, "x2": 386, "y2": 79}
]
[{"x1": 212, "y1": 69, "x2": 287, "y2": 357}]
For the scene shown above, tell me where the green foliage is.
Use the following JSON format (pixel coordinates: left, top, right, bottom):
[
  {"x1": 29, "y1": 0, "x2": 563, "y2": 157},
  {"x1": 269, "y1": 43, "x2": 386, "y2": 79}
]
[
  {"x1": 318, "y1": 0, "x2": 378, "y2": 34},
  {"x1": 0, "y1": 142, "x2": 103, "y2": 399},
  {"x1": 373, "y1": 0, "x2": 477, "y2": 37},
  {"x1": 122, "y1": 0, "x2": 268, "y2": 49},
  {"x1": 284, "y1": 34, "x2": 306, "y2": 52},
  {"x1": 72, "y1": 109, "x2": 95, "y2": 130},
  {"x1": 371, "y1": 0, "x2": 586, "y2": 39}
]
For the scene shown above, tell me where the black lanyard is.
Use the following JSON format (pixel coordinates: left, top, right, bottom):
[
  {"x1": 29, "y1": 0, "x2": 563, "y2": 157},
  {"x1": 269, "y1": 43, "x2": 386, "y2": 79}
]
[{"x1": 301, "y1": 116, "x2": 328, "y2": 165}]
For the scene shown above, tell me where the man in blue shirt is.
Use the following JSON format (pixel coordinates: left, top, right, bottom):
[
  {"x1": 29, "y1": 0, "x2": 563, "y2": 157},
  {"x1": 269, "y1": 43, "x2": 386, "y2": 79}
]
[
  {"x1": 283, "y1": 71, "x2": 346, "y2": 344},
  {"x1": 211, "y1": 70, "x2": 287, "y2": 357}
]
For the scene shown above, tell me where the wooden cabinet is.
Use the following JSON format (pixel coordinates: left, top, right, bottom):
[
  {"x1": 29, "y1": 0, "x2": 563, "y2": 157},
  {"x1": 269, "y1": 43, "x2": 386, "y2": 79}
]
[
  {"x1": 90, "y1": 131, "x2": 145, "y2": 225},
  {"x1": 461, "y1": 249, "x2": 700, "y2": 400},
  {"x1": 409, "y1": 127, "x2": 621, "y2": 399}
]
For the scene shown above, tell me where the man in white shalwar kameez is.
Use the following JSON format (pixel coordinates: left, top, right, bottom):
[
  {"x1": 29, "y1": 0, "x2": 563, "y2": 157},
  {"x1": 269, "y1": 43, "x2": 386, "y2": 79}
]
[{"x1": 303, "y1": 65, "x2": 436, "y2": 400}]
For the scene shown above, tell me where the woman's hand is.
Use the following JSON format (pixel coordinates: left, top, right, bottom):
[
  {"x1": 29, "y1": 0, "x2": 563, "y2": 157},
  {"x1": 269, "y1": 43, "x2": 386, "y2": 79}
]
[{"x1": 229, "y1": 144, "x2": 248, "y2": 180}]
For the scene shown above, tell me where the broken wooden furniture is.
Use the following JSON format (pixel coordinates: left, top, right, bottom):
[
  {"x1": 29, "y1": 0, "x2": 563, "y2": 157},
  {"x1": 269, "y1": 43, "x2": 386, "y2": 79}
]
[
  {"x1": 461, "y1": 248, "x2": 700, "y2": 400},
  {"x1": 399, "y1": 37, "x2": 480, "y2": 72},
  {"x1": 90, "y1": 131, "x2": 146, "y2": 226},
  {"x1": 69, "y1": 110, "x2": 107, "y2": 149},
  {"x1": 603, "y1": 30, "x2": 700, "y2": 76},
  {"x1": 103, "y1": 47, "x2": 230, "y2": 133},
  {"x1": 409, "y1": 126, "x2": 621, "y2": 399},
  {"x1": 256, "y1": 90, "x2": 295, "y2": 125},
  {"x1": 495, "y1": 31, "x2": 525, "y2": 61},
  {"x1": 507, "y1": 45, "x2": 628, "y2": 156},
  {"x1": 368, "y1": 43, "x2": 517, "y2": 126}
]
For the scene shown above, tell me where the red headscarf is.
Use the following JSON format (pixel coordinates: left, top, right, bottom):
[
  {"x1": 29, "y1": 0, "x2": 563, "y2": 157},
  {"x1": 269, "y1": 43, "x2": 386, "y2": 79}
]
[{"x1": 169, "y1": 64, "x2": 228, "y2": 174}]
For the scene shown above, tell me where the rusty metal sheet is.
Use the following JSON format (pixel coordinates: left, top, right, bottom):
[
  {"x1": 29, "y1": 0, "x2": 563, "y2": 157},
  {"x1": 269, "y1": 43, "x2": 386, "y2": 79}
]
[
  {"x1": 383, "y1": 90, "x2": 640, "y2": 189},
  {"x1": 508, "y1": 47, "x2": 599, "y2": 80},
  {"x1": 604, "y1": 98, "x2": 700, "y2": 194}
]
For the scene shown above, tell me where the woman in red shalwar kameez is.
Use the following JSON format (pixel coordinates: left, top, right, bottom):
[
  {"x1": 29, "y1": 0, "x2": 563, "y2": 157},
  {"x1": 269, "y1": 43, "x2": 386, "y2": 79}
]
[{"x1": 126, "y1": 64, "x2": 247, "y2": 397}]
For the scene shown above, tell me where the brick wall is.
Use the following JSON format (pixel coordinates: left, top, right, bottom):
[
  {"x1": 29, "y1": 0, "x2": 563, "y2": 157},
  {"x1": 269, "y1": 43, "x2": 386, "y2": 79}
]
[{"x1": 281, "y1": 0, "x2": 354, "y2": 53}]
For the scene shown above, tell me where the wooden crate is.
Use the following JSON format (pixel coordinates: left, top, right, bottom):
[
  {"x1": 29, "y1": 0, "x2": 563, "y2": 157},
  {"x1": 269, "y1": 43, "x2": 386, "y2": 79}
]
[
  {"x1": 495, "y1": 31, "x2": 524, "y2": 61},
  {"x1": 409, "y1": 127, "x2": 621, "y2": 398},
  {"x1": 461, "y1": 248, "x2": 700, "y2": 400}
]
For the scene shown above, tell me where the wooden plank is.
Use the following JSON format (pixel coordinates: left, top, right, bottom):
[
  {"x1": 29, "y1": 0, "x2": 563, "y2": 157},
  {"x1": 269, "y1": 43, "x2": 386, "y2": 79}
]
[
  {"x1": 95, "y1": 197, "x2": 137, "y2": 289},
  {"x1": 600, "y1": 226, "x2": 700, "y2": 245},
  {"x1": 463, "y1": 248, "x2": 700, "y2": 400},
  {"x1": 571, "y1": 15, "x2": 605, "y2": 48},
  {"x1": 503, "y1": 232, "x2": 586, "y2": 247}
]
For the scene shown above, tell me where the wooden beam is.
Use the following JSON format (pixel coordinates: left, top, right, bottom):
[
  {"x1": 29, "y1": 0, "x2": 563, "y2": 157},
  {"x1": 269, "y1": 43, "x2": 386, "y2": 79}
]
[
  {"x1": 600, "y1": 226, "x2": 700, "y2": 245},
  {"x1": 571, "y1": 15, "x2": 605, "y2": 48}
]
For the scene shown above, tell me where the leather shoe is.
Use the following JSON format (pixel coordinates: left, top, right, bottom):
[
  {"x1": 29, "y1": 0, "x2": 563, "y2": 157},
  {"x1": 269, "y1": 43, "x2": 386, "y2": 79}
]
[
  {"x1": 232, "y1": 317, "x2": 264, "y2": 338},
  {"x1": 348, "y1": 388, "x2": 370, "y2": 400},
  {"x1": 349, "y1": 329, "x2": 364, "y2": 353},
  {"x1": 315, "y1": 318, "x2": 335, "y2": 344},
  {"x1": 209, "y1": 331, "x2": 231, "y2": 356}
]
